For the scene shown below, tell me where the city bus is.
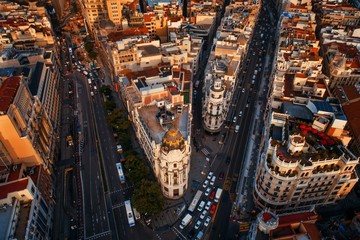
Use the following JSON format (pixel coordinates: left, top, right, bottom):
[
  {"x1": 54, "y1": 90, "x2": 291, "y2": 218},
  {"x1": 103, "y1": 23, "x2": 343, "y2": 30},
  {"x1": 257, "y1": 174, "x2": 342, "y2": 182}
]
[
  {"x1": 188, "y1": 190, "x2": 203, "y2": 212},
  {"x1": 124, "y1": 200, "x2": 135, "y2": 227},
  {"x1": 115, "y1": 163, "x2": 126, "y2": 184}
]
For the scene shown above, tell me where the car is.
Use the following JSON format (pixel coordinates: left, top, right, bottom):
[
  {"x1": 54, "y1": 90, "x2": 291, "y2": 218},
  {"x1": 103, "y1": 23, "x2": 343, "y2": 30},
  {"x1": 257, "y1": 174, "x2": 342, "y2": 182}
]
[
  {"x1": 200, "y1": 210, "x2": 207, "y2": 219},
  {"x1": 210, "y1": 176, "x2": 216, "y2": 186},
  {"x1": 194, "y1": 220, "x2": 202, "y2": 230},
  {"x1": 209, "y1": 190, "x2": 216, "y2": 200},
  {"x1": 205, "y1": 201, "x2": 212, "y2": 211},
  {"x1": 205, "y1": 187, "x2": 211, "y2": 196},
  {"x1": 202, "y1": 180, "x2": 209, "y2": 188},
  {"x1": 207, "y1": 171, "x2": 214, "y2": 180},
  {"x1": 210, "y1": 204, "x2": 217, "y2": 215},
  {"x1": 233, "y1": 116, "x2": 236, "y2": 123},
  {"x1": 246, "y1": 104, "x2": 249, "y2": 108},
  {"x1": 204, "y1": 216, "x2": 211, "y2": 227},
  {"x1": 219, "y1": 171, "x2": 224, "y2": 180},
  {"x1": 239, "y1": 111, "x2": 242, "y2": 117},
  {"x1": 197, "y1": 201, "x2": 205, "y2": 212},
  {"x1": 235, "y1": 125, "x2": 240, "y2": 133},
  {"x1": 242, "y1": 88, "x2": 245, "y2": 93}
]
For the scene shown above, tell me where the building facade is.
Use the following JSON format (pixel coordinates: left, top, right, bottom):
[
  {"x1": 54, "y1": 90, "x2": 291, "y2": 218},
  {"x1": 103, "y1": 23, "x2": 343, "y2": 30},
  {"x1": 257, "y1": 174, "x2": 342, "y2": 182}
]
[{"x1": 253, "y1": 113, "x2": 359, "y2": 212}]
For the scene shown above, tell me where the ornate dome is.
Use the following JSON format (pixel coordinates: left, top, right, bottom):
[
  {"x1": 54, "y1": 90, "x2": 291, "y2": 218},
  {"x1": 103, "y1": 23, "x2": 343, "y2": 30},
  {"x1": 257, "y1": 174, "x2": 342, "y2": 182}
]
[{"x1": 161, "y1": 126, "x2": 185, "y2": 153}]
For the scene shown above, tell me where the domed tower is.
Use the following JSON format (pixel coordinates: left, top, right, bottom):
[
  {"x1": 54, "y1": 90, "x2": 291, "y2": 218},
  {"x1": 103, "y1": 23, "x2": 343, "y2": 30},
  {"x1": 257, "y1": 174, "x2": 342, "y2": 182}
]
[
  {"x1": 159, "y1": 126, "x2": 190, "y2": 199},
  {"x1": 257, "y1": 209, "x2": 279, "y2": 234},
  {"x1": 203, "y1": 78, "x2": 225, "y2": 133}
]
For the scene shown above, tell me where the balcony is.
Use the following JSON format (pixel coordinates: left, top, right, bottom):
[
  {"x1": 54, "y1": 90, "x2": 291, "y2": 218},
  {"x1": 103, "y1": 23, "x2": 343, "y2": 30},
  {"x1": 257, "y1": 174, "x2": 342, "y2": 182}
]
[{"x1": 311, "y1": 164, "x2": 341, "y2": 176}]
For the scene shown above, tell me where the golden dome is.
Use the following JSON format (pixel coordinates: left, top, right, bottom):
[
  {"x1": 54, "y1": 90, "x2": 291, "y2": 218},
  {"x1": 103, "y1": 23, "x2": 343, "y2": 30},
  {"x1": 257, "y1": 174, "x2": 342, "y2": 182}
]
[{"x1": 161, "y1": 126, "x2": 185, "y2": 153}]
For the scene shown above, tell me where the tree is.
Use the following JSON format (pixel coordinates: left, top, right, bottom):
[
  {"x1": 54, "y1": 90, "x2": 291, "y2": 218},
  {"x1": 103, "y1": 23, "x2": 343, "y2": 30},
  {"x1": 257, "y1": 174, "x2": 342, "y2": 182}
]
[
  {"x1": 88, "y1": 51, "x2": 98, "y2": 60},
  {"x1": 106, "y1": 108, "x2": 129, "y2": 131},
  {"x1": 124, "y1": 154, "x2": 149, "y2": 184},
  {"x1": 84, "y1": 42, "x2": 94, "y2": 53},
  {"x1": 100, "y1": 85, "x2": 112, "y2": 98},
  {"x1": 132, "y1": 179, "x2": 164, "y2": 215},
  {"x1": 104, "y1": 100, "x2": 116, "y2": 112}
]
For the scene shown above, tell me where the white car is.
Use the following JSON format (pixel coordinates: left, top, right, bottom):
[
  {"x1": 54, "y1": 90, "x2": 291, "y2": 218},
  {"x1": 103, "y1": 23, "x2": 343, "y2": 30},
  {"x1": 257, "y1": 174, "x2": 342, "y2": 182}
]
[
  {"x1": 239, "y1": 111, "x2": 243, "y2": 117},
  {"x1": 210, "y1": 176, "x2": 216, "y2": 186},
  {"x1": 204, "y1": 216, "x2": 211, "y2": 227},
  {"x1": 205, "y1": 201, "x2": 212, "y2": 211},
  {"x1": 202, "y1": 180, "x2": 209, "y2": 188},
  {"x1": 205, "y1": 187, "x2": 211, "y2": 196},
  {"x1": 242, "y1": 88, "x2": 245, "y2": 93},
  {"x1": 207, "y1": 171, "x2": 214, "y2": 180},
  {"x1": 200, "y1": 210, "x2": 207, "y2": 219},
  {"x1": 197, "y1": 201, "x2": 205, "y2": 212},
  {"x1": 194, "y1": 220, "x2": 202, "y2": 230},
  {"x1": 233, "y1": 116, "x2": 237, "y2": 123}
]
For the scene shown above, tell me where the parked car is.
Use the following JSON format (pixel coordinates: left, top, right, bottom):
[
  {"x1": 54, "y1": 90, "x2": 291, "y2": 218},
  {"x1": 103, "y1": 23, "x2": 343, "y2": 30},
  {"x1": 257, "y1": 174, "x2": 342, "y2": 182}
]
[
  {"x1": 210, "y1": 176, "x2": 216, "y2": 186},
  {"x1": 202, "y1": 180, "x2": 209, "y2": 188},
  {"x1": 200, "y1": 210, "x2": 207, "y2": 220},
  {"x1": 207, "y1": 171, "x2": 214, "y2": 180},
  {"x1": 218, "y1": 171, "x2": 224, "y2": 180},
  {"x1": 205, "y1": 201, "x2": 212, "y2": 211},
  {"x1": 209, "y1": 189, "x2": 216, "y2": 200},
  {"x1": 204, "y1": 216, "x2": 211, "y2": 227},
  {"x1": 210, "y1": 204, "x2": 217, "y2": 215},
  {"x1": 194, "y1": 220, "x2": 202, "y2": 230},
  {"x1": 205, "y1": 187, "x2": 211, "y2": 196}
]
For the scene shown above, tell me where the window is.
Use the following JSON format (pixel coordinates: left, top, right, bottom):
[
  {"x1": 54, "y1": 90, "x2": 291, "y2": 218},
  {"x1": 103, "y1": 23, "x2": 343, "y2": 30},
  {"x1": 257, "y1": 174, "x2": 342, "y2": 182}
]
[{"x1": 174, "y1": 164, "x2": 177, "y2": 168}]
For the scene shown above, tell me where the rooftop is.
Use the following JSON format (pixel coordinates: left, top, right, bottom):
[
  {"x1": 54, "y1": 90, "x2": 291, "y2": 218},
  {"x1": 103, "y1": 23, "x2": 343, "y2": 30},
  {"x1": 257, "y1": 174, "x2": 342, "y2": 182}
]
[
  {"x1": 138, "y1": 104, "x2": 189, "y2": 144},
  {"x1": 0, "y1": 178, "x2": 29, "y2": 199},
  {"x1": 0, "y1": 76, "x2": 21, "y2": 114}
]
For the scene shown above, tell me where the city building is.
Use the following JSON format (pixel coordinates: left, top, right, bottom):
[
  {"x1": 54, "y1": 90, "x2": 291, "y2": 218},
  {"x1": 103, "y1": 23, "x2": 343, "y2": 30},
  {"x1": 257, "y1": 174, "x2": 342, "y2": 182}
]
[
  {"x1": 253, "y1": 112, "x2": 359, "y2": 212},
  {"x1": 0, "y1": 164, "x2": 54, "y2": 240},
  {"x1": 334, "y1": 85, "x2": 360, "y2": 157},
  {"x1": 0, "y1": 0, "x2": 60, "y2": 181},
  {"x1": 202, "y1": 2, "x2": 257, "y2": 132},
  {"x1": 322, "y1": 41, "x2": 360, "y2": 90},
  {"x1": 250, "y1": 210, "x2": 322, "y2": 239},
  {"x1": 118, "y1": 66, "x2": 192, "y2": 199}
]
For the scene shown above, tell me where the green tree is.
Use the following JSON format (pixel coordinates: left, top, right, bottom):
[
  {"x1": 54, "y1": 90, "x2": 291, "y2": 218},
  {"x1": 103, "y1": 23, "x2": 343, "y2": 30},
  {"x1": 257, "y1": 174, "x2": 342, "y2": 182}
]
[
  {"x1": 88, "y1": 51, "x2": 98, "y2": 60},
  {"x1": 100, "y1": 85, "x2": 112, "y2": 97},
  {"x1": 124, "y1": 154, "x2": 149, "y2": 184},
  {"x1": 132, "y1": 179, "x2": 164, "y2": 215},
  {"x1": 84, "y1": 42, "x2": 94, "y2": 53},
  {"x1": 106, "y1": 108, "x2": 129, "y2": 131},
  {"x1": 104, "y1": 100, "x2": 116, "y2": 112}
]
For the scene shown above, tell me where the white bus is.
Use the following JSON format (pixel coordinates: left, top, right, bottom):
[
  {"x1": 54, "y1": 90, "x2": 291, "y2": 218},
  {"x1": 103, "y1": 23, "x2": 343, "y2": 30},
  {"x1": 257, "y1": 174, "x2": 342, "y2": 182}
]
[
  {"x1": 188, "y1": 190, "x2": 203, "y2": 212},
  {"x1": 116, "y1": 163, "x2": 126, "y2": 184},
  {"x1": 124, "y1": 200, "x2": 135, "y2": 227}
]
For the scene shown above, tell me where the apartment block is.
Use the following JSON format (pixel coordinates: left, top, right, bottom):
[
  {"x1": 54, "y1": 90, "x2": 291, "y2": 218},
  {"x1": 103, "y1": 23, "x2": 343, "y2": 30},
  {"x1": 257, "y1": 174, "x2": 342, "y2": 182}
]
[
  {"x1": 0, "y1": 1, "x2": 60, "y2": 170},
  {"x1": 118, "y1": 66, "x2": 192, "y2": 199},
  {"x1": 0, "y1": 164, "x2": 54, "y2": 240},
  {"x1": 202, "y1": 3, "x2": 258, "y2": 132},
  {"x1": 334, "y1": 85, "x2": 360, "y2": 157},
  {"x1": 253, "y1": 112, "x2": 359, "y2": 212}
]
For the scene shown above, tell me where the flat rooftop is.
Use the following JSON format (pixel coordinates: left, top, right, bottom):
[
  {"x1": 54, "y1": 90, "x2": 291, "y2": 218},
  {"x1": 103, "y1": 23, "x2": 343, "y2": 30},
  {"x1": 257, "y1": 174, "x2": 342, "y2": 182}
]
[{"x1": 138, "y1": 104, "x2": 189, "y2": 144}]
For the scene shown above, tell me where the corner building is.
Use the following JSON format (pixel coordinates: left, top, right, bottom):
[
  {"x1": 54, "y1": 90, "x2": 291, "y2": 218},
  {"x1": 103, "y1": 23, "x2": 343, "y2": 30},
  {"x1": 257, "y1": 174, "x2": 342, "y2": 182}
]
[
  {"x1": 253, "y1": 115, "x2": 359, "y2": 212},
  {"x1": 159, "y1": 127, "x2": 190, "y2": 198}
]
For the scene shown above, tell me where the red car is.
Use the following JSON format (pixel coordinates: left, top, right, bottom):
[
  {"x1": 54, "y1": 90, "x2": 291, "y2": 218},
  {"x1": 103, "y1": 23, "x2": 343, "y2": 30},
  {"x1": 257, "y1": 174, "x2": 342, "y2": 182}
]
[
  {"x1": 210, "y1": 204, "x2": 217, "y2": 215},
  {"x1": 218, "y1": 171, "x2": 224, "y2": 180},
  {"x1": 209, "y1": 190, "x2": 216, "y2": 200}
]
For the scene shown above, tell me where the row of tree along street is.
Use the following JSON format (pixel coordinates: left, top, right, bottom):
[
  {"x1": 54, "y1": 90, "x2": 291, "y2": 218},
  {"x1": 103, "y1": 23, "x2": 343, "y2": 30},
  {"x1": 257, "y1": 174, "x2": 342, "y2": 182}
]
[{"x1": 100, "y1": 85, "x2": 165, "y2": 215}]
